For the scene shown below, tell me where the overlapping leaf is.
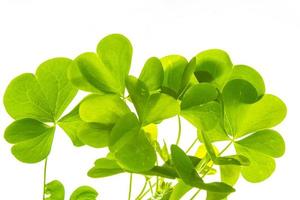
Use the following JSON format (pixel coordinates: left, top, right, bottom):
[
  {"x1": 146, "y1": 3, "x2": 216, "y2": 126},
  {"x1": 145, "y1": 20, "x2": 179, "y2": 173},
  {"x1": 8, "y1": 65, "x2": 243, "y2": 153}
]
[
  {"x1": 160, "y1": 55, "x2": 196, "y2": 98},
  {"x1": 126, "y1": 76, "x2": 180, "y2": 125},
  {"x1": 68, "y1": 34, "x2": 132, "y2": 96},
  {"x1": 109, "y1": 112, "x2": 156, "y2": 172}
]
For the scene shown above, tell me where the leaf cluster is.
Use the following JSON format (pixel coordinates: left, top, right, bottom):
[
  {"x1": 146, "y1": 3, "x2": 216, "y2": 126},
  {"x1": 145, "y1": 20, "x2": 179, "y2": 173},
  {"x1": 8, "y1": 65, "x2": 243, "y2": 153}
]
[{"x1": 3, "y1": 34, "x2": 287, "y2": 199}]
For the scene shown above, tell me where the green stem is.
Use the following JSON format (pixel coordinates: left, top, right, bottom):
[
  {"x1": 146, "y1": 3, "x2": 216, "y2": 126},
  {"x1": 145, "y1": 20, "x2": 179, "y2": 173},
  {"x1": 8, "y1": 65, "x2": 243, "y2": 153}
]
[
  {"x1": 135, "y1": 179, "x2": 147, "y2": 199},
  {"x1": 138, "y1": 182, "x2": 156, "y2": 199},
  {"x1": 175, "y1": 115, "x2": 182, "y2": 145},
  {"x1": 190, "y1": 189, "x2": 201, "y2": 200},
  {"x1": 42, "y1": 157, "x2": 48, "y2": 200},
  {"x1": 185, "y1": 138, "x2": 198, "y2": 153},
  {"x1": 128, "y1": 174, "x2": 133, "y2": 200},
  {"x1": 148, "y1": 179, "x2": 154, "y2": 195}
]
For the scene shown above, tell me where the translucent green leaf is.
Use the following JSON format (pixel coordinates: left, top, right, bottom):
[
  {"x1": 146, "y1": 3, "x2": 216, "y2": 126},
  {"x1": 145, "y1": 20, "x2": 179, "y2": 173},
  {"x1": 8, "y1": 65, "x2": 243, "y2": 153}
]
[
  {"x1": 58, "y1": 104, "x2": 84, "y2": 147},
  {"x1": 5, "y1": 119, "x2": 55, "y2": 163},
  {"x1": 79, "y1": 94, "x2": 130, "y2": 125},
  {"x1": 109, "y1": 113, "x2": 156, "y2": 172},
  {"x1": 222, "y1": 65, "x2": 280, "y2": 137},
  {"x1": 125, "y1": 75, "x2": 150, "y2": 119},
  {"x1": 126, "y1": 76, "x2": 180, "y2": 125},
  {"x1": 234, "y1": 129, "x2": 285, "y2": 182},
  {"x1": 181, "y1": 101, "x2": 221, "y2": 131},
  {"x1": 234, "y1": 143, "x2": 275, "y2": 183},
  {"x1": 69, "y1": 34, "x2": 132, "y2": 95},
  {"x1": 161, "y1": 55, "x2": 195, "y2": 98},
  {"x1": 96, "y1": 34, "x2": 132, "y2": 95},
  {"x1": 220, "y1": 165, "x2": 241, "y2": 186},
  {"x1": 236, "y1": 129, "x2": 285, "y2": 158},
  {"x1": 70, "y1": 186, "x2": 98, "y2": 200},
  {"x1": 45, "y1": 180, "x2": 65, "y2": 200},
  {"x1": 181, "y1": 83, "x2": 222, "y2": 131},
  {"x1": 68, "y1": 60, "x2": 100, "y2": 93},
  {"x1": 77, "y1": 123, "x2": 111, "y2": 148},
  {"x1": 194, "y1": 49, "x2": 233, "y2": 89},
  {"x1": 88, "y1": 158, "x2": 124, "y2": 178},
  {"x1": 180, "y1": 83, "x2": 218, "y2": 110},
  {"x1": 232, "y1": 95, "x2": 287, "y2": 137},
  {"x1": 139, "y1": 57, "x2": 164, "y2": 91},
  {"x1": 4, "y1": 58, "x2": 77, "y2": 122},
  {"x1": 142, "y1": 93, "x2": 180, "y2": 125}
]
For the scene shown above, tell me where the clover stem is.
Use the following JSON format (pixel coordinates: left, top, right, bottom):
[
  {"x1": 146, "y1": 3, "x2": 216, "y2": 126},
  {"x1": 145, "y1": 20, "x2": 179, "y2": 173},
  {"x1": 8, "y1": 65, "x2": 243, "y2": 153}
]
[
  {"x1": 137, "y1": 182, "x2": 156, "y2": 199},
  {"x1": 175, "y1": 115, "x2": 182, "y2": 145},
  {"x1": 128, "y1": 173, "x2": 133, "y2": 200},
  {"x1": 190, "y1": 189, "x2": 201, "y2": 200},
  {"x1": 42, "y1": 157, "x2": 48, "y2": 200},
  {"x1": 135, "y1": 178, "x2": 148, "y2": 199},
  {"x1": 185, "y1": 138, "x2": 198, "y2": 153}
]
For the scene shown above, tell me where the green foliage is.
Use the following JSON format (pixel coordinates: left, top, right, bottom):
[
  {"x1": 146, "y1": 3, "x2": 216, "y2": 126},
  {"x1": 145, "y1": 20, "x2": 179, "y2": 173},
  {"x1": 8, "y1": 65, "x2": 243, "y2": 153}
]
[
  {"x1": 3, "y1": 34, "x2": 287, "y2": 200},
  {"x1": 45, "y1": 180, "x2": 98, "y2": 200}
]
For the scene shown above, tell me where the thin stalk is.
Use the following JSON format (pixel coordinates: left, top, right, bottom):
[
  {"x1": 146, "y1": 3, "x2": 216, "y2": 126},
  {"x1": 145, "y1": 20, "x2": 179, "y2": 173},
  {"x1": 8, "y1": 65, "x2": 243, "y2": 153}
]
[
  {"x1": 148, "y1": 179, "x2": 154, "y2": 195},
  {"x1": 138, "y1": 182, "x2": 156, "y2": 199},
  {"x1": 42, "y1": 157, "x2": 48, "y2": 200},
  {"x1": 135, "y1": 179, "x2": 147, "y2": 199},
  {"x1": 190, "y1": 189, "x2": 201, "y2": 200},
  {"x1": 128, "y1": 174, "x2": 133, "y2": 200},
  {"x1": 185, "y1": 138, "x2": 198, "y2": 153},
  {"x1": 175, "y1": 115, "x2": 182, "y2": 145}
]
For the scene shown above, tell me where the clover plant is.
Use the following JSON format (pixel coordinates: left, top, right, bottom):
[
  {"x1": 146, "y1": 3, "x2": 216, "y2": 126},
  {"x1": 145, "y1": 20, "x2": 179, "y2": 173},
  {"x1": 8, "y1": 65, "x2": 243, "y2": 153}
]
[{"x1": 3, "y1": 34, "x2": 287, "y2": 200}]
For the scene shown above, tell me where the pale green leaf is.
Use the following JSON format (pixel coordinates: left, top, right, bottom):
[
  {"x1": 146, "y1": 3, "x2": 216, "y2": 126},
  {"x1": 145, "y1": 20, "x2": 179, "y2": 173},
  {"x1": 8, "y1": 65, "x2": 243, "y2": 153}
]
[
  {"x1": 88, "y1": 158, "x2": 124, "y2": 178},
  {"x1": 109, "y1": 113, "x2": 156, "y2": 172},
  {"x1": 70, "y1": 186, "x2": 98, "y2": 200},
  {"x1": 45, "y1": 180, "x2": 65, "y2": 200},
  {"x1": 220, "y1": 165, "x2": 241, "y2": 186},
  {"x1": 161, "y1": 55, "x2": 194, "y2": 98},
  {"x1": 139, "y1": 57, "x2": 164, "y2": 91},
  {"x1": 58, "y1": 104, "x2": 84, "y2": 147},
  {"x1": 79, "y1": 94, "x2": 130, "y2": 125},
  {"x1": 5, "y1": 118, "x2": 55, "y2": 163},
  {"x1": 4, "y1": 58, "x2": 77, "y2": 122},
  {"x1": 194, "y1": 49, "x2": 233, "y2": 89},
  {"x1": 78, "y1": 123, "x2": 111, "y2": 148},
  {"x1": 235, "y1": 129, "x2": 285, "y2": 158}
]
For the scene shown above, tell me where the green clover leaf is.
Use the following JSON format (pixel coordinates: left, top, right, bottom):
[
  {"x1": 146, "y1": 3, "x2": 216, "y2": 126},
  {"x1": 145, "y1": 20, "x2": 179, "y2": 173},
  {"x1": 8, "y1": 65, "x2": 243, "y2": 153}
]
[
  {"x1": 70, "y1": 186, "x2": 98, "y2": 200},
  {"x1": 220, "y1": 65, "x2": 287, "y2": 182},
  {"x1": 4, "y1": 58, "x2": 77, "y2": 122},
  {"x1": 194, "y1": 49, "x2": 233, "y2": 90},
  {"x1": 4, "y1": 58, "x2": 78, "y2": 163},
  {"x1": 45, "y1": 180, "x2": 98, "y2": 200},
  {"x1": 45, "y1": 180, "x2": 65, "y2": 200},
  {"x1": 68, "y1": 34, "x2": 132, "y2": 96},
  {"x1": 139, "y1": 57, "x2": 164, "y2": 91},
  {"x1": 160, "y1": 55, "x2": 196, "y2": 98},
  {"x1": 5, "y1": 119, "x2": 55, "y2": 163},
  {"x1": 126, "y1": 76, "x2": 180, "y2": 125}
]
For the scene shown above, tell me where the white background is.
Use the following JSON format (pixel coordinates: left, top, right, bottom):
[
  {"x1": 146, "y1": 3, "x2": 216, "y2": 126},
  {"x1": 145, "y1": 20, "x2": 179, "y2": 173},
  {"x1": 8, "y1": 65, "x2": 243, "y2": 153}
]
[{"x1": 0, "y1": 0, "x2": 299, "y2": 199}]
